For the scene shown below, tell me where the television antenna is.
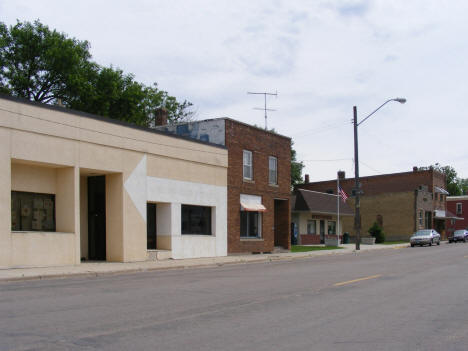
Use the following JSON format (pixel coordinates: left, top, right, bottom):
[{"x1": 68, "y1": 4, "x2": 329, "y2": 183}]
[{"x1": 247, "y1": 91, "x2": 278, "y2": 130}]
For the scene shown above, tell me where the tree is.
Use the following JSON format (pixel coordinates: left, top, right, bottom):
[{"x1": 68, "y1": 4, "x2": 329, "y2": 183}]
[
  {"x1": 291, "y1": 141, "x2": 304, "y2": 188},
  {"x1": 0, "y1": 20, "x2": 92, "y2": 104},
  {"x1": 0, "y1": 20, "x2": 193, "y2": 124},
  {"x1": 418, "y1": 163, "x2": 463, "y2": 195}
]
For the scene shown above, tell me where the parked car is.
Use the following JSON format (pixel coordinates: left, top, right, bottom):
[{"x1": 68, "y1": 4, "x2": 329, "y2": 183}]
[
  {"x1": 448, "y1": 229, "x2": 468, "y2": 243},
  {"x1": 410, "y1": 229, "x2": 441, "y2": 247}
]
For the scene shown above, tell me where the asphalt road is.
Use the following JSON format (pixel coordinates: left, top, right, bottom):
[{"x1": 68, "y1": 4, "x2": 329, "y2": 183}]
[{"x1": 1, "y1": 243, "x2": 468, "y2": 351}]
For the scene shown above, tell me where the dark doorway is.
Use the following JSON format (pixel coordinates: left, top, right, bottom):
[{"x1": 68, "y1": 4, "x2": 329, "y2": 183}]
[
  {"x1": 320, "y1": 220, "x2": 325, "y2": 244},
  {"x1": 147, "y1": 203, "x2": 157, "y2": 250},
  {"x1": 88, "y1": 176, "x2": 106, "y2": 260},
  {"x1": 274, "y1": 199, "x2": 289, "y2": 248}
]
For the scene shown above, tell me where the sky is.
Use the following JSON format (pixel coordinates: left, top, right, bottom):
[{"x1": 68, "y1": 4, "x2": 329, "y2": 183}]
[{"x1": 2, "y1": 0, "x2": 468, "y2": 181}]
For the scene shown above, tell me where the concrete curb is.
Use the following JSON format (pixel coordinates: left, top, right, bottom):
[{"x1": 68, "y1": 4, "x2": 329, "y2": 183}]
[{"x1": 0, "y1": 243, "x2": 409, "y2": 283}]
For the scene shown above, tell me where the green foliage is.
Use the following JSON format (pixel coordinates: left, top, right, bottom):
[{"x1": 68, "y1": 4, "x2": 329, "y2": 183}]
[
  {"x1": 0, "y1": 20, "x2": 91, "y2": 103},
  {"x1": 0, "y1": 20, "x2": 193, "y2": 125},
  {"x1": 368, "y1": 222, "x2": 385, "y2": 243},
  {"x1": 291, "y1": 141, "x2": 304, "y2": 188},
  {"x1": 418, "y1": 163, "x2": 466, "y2": 196}
]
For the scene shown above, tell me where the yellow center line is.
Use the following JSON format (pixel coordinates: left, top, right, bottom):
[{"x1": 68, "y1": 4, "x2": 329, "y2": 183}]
[{"x1": 334, "y1": 274, "x2": 382, "y2": 287}]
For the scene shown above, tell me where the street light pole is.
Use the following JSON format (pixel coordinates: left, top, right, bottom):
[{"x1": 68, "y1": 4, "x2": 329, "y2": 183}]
[
  {"x1": 353, "y1": 98, "x2": 406, "y2": 250},
  {"x1": 353, "y1": 106, "x2": 361, "y2": 250}
]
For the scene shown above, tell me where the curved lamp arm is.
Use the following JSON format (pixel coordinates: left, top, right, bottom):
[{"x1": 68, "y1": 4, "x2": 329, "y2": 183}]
[{"x1": 357, "y1": 98, "x2": 406, "y2": 126}]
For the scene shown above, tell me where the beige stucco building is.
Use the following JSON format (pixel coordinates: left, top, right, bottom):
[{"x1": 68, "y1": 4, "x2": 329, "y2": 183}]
[{"x1": 0, "y1": 95, "x2": 228, "y2": 268}]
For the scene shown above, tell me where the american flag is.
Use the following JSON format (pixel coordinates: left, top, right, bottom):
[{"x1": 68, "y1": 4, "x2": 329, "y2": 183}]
[{"x1": 339, "y1": 186, "x2": 348, "y2": 202}]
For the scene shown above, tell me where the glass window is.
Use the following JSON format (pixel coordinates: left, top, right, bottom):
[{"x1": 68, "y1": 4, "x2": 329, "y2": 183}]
[
  {"x1": 327, "y1": 221, "x2": 336, "y2": 235},
  {"x1": 11, "y1": 191, "x2": 55, "y2": 231},
  {"x1": 457, "y1": 203, "x2": 462, "y2": 215},
  {"x1": 243, "y1": 150, "x2": 253, "y2": 180},
  {"x1": 181, "y1": 205, "x2": 212, "y2": 235},
  {"x1": 418, "y1": 210, "x2": 423, "y2": 226},
  {"x1": 307, "y1": 220, "x2": 316, "y2": 234},
  {"x1": 240, "y1": 211, "x2": 261, "y2": 237},
  {"x1": 268, "y1": 156, "x2": 277, "y2": 185}
]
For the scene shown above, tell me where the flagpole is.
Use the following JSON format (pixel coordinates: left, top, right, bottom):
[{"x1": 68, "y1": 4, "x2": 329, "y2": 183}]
[{"x1": 337, "y1": 172, "x2": 340, "y2": 247}]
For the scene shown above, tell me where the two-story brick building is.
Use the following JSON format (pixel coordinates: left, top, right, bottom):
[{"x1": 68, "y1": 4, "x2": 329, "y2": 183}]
[
  {"x1": 296, "y1": 167, "x2": 453, "y2": 240},
  {"x1": 445, "y1": 196, "x2": 468, "y2": 235},
  {"x1": 157, "y1": 118, "x2": 291, "y2": 253}
]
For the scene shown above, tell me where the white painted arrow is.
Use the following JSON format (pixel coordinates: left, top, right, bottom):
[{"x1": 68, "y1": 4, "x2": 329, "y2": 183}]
[{"x1": 124, "y1": 155, "x2": 147, "y2": 221}]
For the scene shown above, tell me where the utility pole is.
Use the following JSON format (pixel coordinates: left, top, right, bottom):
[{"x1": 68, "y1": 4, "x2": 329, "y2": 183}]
[
  {"x1": 352, "y1": 98, "x2": 406, "y2": 251},
  {"x1": 353, "y1": 106, "x2": 361, "y2": 250},
  {"x1": 247, "y1": 91, "x2": 278, "y2": 130}
]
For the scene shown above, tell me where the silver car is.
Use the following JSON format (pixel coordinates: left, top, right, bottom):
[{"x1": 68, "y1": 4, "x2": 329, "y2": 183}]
[
  {"x1": 410, "y1": 229, "x2": 441, "y2": 247},
  {"x1": 448, "y1": 229, "x2": 468, "y2": 243}
]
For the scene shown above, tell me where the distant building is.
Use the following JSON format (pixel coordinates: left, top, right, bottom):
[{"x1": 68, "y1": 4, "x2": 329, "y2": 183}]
[
  {"x1": 156, "y1": 118, "x2": 291, "y2": 253},
  {"x1": 291, "y1": 189, "x2": 353, "y2": 245},
  {"x1": 296, "y1": 167, "x2": 456, "y2": 240},
  {"x1": 445, "y1": 196, "x2": 468, "y2": 235}
]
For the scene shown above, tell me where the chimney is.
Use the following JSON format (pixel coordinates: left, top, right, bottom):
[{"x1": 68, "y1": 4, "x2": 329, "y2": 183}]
[
  {"x1": 338, "y1": 170, "x2": 345, "y2": 179},
  {"x1": 413, "y1": 166, "x2": 418, "y2": 172},
  {"x1": 304, "y1": 174, "x2": 310, "y2": 184},
  {"x1": 155, "y1": 108, "x2": 168, "y2": 126}
]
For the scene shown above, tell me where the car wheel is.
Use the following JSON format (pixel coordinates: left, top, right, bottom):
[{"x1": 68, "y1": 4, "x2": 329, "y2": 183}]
[
  {"x1": 464, "y1": 237, "x2": 467, "y2": 243},
  {"x1": 437, "y1": 239, "x2": 440, "y2": 245}
]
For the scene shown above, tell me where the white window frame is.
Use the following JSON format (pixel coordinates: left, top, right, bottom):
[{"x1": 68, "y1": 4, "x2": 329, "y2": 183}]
[
  {"x1": 456, "y1": 203, "x2": 462, "y2": 215},
  {"x1": 243, "y1": 150, "x2": 253, "y2": 180},
  {"x1": 268, "y1": 156, "x2": 277, "y2": 185}
]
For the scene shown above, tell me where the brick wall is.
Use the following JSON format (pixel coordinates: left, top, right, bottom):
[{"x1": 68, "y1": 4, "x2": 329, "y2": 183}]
[
  {"x1": 225, "y1": 120, "x2": 291, "y2": 253},
  {"x1": 446, "y1": 197, "x2": 468, "y2": 232},
  {"x1": 336, "y1": 192, "x2": 417, "y2": 241},
  {"x1": 297, "y1": 169, "x2": 447, "y2": 241}
]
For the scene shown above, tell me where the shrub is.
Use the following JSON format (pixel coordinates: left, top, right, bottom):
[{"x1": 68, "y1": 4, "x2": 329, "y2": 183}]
[{"x1": 368, "y1": 222, "x2": 385, "y2": 243}]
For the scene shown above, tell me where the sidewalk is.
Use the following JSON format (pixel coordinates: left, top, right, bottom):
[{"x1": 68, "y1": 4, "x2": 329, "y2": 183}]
[{"x1": 0, "y1": 243, "x2": 409, "y2": 282}]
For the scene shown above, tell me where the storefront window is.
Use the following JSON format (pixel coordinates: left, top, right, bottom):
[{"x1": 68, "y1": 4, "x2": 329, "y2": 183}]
[
  {"x1": 240, "y1": 211, "x2": 261, "y2": 237},
  {"x1": 181, "y1": 205, "x2": 212, "y2": 235},
  {"x1": 307, "y1": 220, "x2": 316, "y2": 234},
  {"x1": 11, "y1": 191, "x2": 55, "y2": 231}
]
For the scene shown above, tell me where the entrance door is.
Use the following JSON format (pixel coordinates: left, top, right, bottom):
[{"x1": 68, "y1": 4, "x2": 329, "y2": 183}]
[
  {"x1": 88, "y1": 176, "x2": 106, "y2": 260},
  {"x1": 147, "y1": 203, "x2": 157, "y2": 250},
  {"x1": 274, "y1": 199, "x2": 289, "y2": 248}
]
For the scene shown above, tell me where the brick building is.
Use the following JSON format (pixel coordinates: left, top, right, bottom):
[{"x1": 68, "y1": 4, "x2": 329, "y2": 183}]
[
  {"x1": 445, "y1": 196, "x2": 468, "y2": 235},
  {"x1": 296, "y1": 168, "x2": 452, "y2": 240},
  {"x1": 156, "y1": 118, "x2": 291, "y2": 253}
]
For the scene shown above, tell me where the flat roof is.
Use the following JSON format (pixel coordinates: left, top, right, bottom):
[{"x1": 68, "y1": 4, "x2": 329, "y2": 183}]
[
  {"x1": 161, "y1": 116, "x2": 292, "y2": 140},
  {"x1": 0, "y1": 93, "x2": 227, "y2": 150}
]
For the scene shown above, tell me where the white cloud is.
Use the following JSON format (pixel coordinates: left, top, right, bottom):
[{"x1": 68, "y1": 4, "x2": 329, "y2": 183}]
[{"x1": 2, "y1": 0, "x2": 468, "y2": 181}]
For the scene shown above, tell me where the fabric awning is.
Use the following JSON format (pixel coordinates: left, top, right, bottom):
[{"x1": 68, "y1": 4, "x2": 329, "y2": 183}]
[
  {"x1": 434, "y1": 186, "x2": 449, "y2": 195},
  {"x1": 240, "y1": 202, "x2": 267, "y2": 212},
  {"x1": 240, "y1": 193, "x2": 266, "y2": 212}
]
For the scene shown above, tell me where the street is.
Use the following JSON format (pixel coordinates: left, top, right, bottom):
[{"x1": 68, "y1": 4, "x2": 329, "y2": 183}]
[{"x1": 1, "y1": 243, "x2": 468, "y2": 351}]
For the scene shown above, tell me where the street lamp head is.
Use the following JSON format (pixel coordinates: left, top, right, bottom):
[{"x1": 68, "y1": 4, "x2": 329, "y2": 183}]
[{"x1": 394, "y1": 98, "x2": 406, "y2": 104}]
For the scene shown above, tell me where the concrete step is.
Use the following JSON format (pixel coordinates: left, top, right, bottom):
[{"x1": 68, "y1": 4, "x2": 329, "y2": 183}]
[
  {"x1": 272, "y1": 246, "x2": 289, "y2": 253},
  {"x1": 147, "y1": 250, "x2": 172, "y2": 261}
]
